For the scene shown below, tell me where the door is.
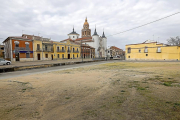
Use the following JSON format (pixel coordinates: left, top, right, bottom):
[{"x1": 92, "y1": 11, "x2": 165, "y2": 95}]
[
  {"x1": 37, "y1": 53, "x2": 40, "y2": 60},
  {"x1": 51, "y1": 54, "x2": 53, "y2": 60},
  {"x1": 15, "y1": 53, "x2": 19, "y2": 61},
  {"x1": 68, "y1": 54, "x2": 70, "y2": 59},
  {"x1": 84, "y1": 54, "x2": 85, "y2": 58}
]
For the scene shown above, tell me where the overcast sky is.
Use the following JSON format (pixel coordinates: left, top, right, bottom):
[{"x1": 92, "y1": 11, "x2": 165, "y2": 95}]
[{"x1": 0, "y1": 0, "x2": 180, "y2": 50}]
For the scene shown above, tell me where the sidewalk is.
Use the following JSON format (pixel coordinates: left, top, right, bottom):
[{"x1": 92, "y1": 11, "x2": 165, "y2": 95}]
[{"x1": 0, "y1": 59, "x2": 93, "y2": 69}]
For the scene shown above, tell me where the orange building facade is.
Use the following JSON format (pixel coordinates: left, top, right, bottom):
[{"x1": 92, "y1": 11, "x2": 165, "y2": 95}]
[{"x1": 3, "y1": 37, "x2": 33, "y2": 61}]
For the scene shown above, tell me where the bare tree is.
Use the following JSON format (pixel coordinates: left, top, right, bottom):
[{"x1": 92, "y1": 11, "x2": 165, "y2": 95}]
[{"x1": 167, "y1": 36, "x2": 180, "y2": 45}]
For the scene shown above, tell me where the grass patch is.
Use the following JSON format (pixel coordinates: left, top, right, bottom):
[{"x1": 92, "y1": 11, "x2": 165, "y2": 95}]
[
  {"x1": 137, "y1": 87, "x2": 146, "y2": 90},
  {"x1": 65, "y1": 97, "x2": 71, "y2": 99}
]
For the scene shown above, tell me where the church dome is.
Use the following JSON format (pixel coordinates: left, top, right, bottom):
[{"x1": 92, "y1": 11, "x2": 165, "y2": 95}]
[{"x1": 84, "y1": 17, "x2": 89, "y2": 26}]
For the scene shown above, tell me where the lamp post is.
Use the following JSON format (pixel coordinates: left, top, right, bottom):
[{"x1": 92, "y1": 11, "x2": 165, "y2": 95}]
[{"x1": 81, "y1": 40, "x2": 83, "y2": 62}]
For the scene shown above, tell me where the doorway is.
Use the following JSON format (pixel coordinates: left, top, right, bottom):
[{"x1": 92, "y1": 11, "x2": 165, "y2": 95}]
[
  {"x1": 84, "y1": 54, "x2": 85, "y2": 58},
  {"x1": 51, "y1": 54, "x2": 53, "y2": 60},
  {"x1": 15, "y1": 53, "x2": 19, "y2": 61},
  {"x1": 37, "y1": 53, "x2": 40, "y2": 60},
  {"x1": 68, "y1": 54, "x2": 70, "y2": 59}
]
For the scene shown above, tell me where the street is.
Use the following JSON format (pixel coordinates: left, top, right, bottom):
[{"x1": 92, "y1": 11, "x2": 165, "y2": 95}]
[{"x1": 0, "y1": 60, "x2": 117, "y2": 80}]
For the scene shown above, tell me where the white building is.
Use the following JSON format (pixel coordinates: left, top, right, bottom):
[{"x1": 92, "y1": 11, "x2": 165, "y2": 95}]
[{"x1": 70, "y1": 17, "x2": 107, "y2": 58}]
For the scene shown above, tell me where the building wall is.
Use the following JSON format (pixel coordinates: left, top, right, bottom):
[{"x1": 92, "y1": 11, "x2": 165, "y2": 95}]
[
  {"x1": 68, "y1": 34, "x2": 79, "y2": 40},
  {"x1": 12, "y1": 39, "x2": 33, "y2": 52},
  {"x1": 126, "y1": 42, "x2": 180, "y2": 60},
  {"x1": 4, "y1": 39, "x2": 11, "y2": 60},
  {"x1": 33, "y1": 40, "x2": 43, "y2": 60}
]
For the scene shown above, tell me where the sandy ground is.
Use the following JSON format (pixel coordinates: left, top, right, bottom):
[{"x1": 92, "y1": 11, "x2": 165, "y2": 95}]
[{"x1": 0, "y1": 62, "x2": 180, "y2": 120}]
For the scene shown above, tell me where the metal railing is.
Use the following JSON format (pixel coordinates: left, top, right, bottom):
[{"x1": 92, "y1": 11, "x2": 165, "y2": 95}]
[
  {"x1": 43, "y1": 48, "x2": 54, "y2": 52},
  {"x1": 73, "y1": 50, "x2": 79, "y2": 53},
  {"x1": 57, "y1": 50, "x2": 65, "y2": 52},
  {"x1": 36, "y1": 48, "x2": 42, "y2": 52},
  {"x1": 15, "y1": 47, "x2": 30, "y2": 51},
  {"x1": 67, "y1": 50, "x2": 71, "y2": 52}
]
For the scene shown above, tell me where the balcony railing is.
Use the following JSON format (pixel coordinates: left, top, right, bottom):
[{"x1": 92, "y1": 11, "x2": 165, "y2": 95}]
[
  {"x1": 67, "y1": 50, "x2": 71, "y2": 52},
  {"x1": 57, "y1": 50, "x2": 65, "y2": 52},
  {"x1": 73, "y1": 50, "x2": 79, "y2": 53},
  {"x1": 43, "y1": 48, "x2": 54, "y2": 52},
  {"x1": 36, "y1": 48, "x2": 42, "y2": 52},
  {"x1": 15, "y1": 47, "x2": 30, "y2": 51}
]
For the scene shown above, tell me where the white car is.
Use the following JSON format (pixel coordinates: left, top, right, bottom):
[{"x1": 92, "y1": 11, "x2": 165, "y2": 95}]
[{"x1": 0, "y1": 58, "x2": 11, "y2": 65}]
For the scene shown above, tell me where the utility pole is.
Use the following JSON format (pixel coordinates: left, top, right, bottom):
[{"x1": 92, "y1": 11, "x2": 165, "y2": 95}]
[{"x1": 81, "y1": 40, "x2": 83, "y2": 62}]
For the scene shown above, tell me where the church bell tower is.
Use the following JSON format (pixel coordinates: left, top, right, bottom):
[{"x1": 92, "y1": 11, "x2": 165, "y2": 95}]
[{"x1": 81, "y1": 17, "x2": 91, "y2": 38}]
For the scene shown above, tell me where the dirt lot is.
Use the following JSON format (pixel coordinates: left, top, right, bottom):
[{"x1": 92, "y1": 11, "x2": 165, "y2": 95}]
[{"x1": 0, "y1": 62, "x2": 180, "y2": 120}]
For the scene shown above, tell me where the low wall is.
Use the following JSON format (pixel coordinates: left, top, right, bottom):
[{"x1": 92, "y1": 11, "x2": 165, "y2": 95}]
[{"x1": 0, "y1": 60, "x2": 105, "y2": 73}]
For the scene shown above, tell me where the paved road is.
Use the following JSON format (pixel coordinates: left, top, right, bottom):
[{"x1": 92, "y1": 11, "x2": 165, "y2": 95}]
[{"x1": 0, "y1": 60, "x2": 118, "y2": 80}]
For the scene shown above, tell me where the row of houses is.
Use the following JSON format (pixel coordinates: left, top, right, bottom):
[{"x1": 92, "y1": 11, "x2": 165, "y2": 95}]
[
  {"x1": 3, "y1": 34, "x2": 95, "y2": 62},
  {"x1": 125, "y1": 40, "x2": 180, "y2": 61},
  {"x1": 107, "y1": 46, "x2": 125, "y2": 59}
]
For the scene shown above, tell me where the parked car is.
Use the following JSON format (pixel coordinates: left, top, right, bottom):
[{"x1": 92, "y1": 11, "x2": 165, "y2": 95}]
[{"x1": 0, "y1": 58, "x2": 11, "y2": 65}]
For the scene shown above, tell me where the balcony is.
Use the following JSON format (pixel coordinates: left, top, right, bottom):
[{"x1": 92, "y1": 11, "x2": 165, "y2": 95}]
[
  {"x1": 36, "y1": 48, "x2": 42, "y2": 52},
  {"x1": 73, "y1": 50, "x2": 79, "y2": 53},
  {"x1": 67, "y1": 50, "x2": 71, "y2": 52},
  {"x1": 43, "y1": 48, "x2": 54, "y2": 52},
  {"x1": 15, "y1": 47, "x2": 30, "y2": 51},
  {"x1": 57, "y1": 50, "x2": 65, "y2": 52}
]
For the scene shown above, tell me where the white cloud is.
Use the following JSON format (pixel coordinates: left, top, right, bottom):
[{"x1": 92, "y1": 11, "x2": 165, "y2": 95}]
[{"x1": 0, "y1": 0, "x2": 180, "y2": 50}]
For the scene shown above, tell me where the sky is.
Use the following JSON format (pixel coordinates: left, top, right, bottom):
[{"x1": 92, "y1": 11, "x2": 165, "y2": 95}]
[{"x1": 0, "y1": 0, "x2": 180, "y2": 50}]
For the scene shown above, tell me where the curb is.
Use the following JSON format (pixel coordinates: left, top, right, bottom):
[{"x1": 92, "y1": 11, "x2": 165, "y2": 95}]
[{"x1": 0, "y1": 60, "x2": 107, "y2": 73}]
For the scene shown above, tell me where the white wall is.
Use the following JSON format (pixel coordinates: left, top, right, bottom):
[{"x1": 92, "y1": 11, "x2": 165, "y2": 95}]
[{"x1": 68, "y1": 34, "x2": 79, "y2": 40}]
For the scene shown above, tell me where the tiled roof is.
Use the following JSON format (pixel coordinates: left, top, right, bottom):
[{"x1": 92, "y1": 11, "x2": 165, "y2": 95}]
[
  {"x1": 75, "y1": 37, "x2": 92, "y2": 41},
  {"x1": 110, "y1": 46, "x2": 122, "y2": 50}
]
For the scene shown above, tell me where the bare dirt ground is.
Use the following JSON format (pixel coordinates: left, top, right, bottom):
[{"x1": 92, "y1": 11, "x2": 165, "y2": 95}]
[{"x1": 0, "y1": 62, "x2": 180, "y2": 120}]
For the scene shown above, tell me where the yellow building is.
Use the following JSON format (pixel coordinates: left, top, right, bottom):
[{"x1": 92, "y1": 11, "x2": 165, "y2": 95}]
[
  {"x1": 21, "y1": 34, "x2": 81, "y2": 61},
  {"x1": 33, "y1": 37, "x2": 43, "y2": 61},
  {"x1": 59, "y1": 39, "x2": 81, "y2": 59},
  {"x1": 126, "y1": 40, "x2": 180, "y2": 61}
]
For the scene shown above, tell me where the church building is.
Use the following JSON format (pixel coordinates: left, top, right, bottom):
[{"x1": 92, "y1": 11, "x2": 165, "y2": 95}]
[{"x1": 66, "y1": 17, "x2": 107, "y2": 58}]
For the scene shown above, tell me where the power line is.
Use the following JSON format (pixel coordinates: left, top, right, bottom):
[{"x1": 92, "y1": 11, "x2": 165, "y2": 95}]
[{"x1": 107, "y1": 12, "x2": 180, "y2": 37}]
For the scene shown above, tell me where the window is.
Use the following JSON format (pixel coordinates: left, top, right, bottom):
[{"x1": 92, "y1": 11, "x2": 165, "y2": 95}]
[
  {"x1": 146, "y1": 54, "x2": 148, "y2": 56},
  {"x1": 73, "y1": 36, "x2": 74, "y2": 38},
  {"x1": 108, "y1": 51, "x2": 109, "y2": 53},
  {"x1": 57, "y1": 54, "x2": 59, "y2": 58},
  {"x1": 45, "y1": 45, "x2": 48, "y2": 51},
  {"x1": 62, "y1": 54, "x2": 64, "y2": 59},
  {"x1": 77, "y1": 54, "x2": 78, "y2": 58},
  {"x1": 128, "y1": 56, "x2": 130, "y2": 58},
  {"x1": 26, "y1": 44, "x2": 29, "y2": 50},
  {"x1": 157, "y1": 47, "x2": 161, "y2": 53},
  {"x1": 62, "y1": 47, "x2": 64, "y2": 51},
  {"x1": 37, "y1": 44, "x2": 40, "y2": 50},
  {"x1": 144, "y1": 46, "x2": 148, "y2": 53},
  {"x1": 26, "y1": 53, "x2": 30, "y2": 58},
  {"x1": 45, "y1": 54, "x2": 48, "y2": 58},
  {"x1": 77, "y1": 48, "x2": 78, "y2": 51},
  {"x1": 15, "y1": 44, "x2": 19, "y2": 48},
  {"x1": 73, "y1": 48, "x2": 75, "y2": 52},
  {"x1": 57, "y1": 46, "x2": 60, "y2": 51},
  {"x1": 73, "y1": 54, "x2": 74, "y2": 58},
  {"x1": 128, "y1": 48, "x2": 131, "y2": 53},
  {"x1": 139, "y1": 49, "x2": 141, "y2": 53}
]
